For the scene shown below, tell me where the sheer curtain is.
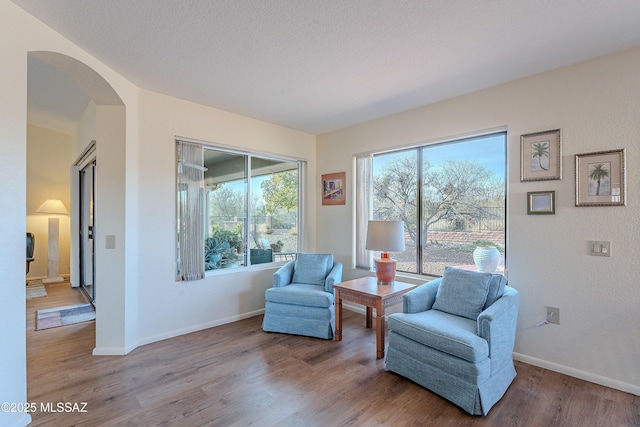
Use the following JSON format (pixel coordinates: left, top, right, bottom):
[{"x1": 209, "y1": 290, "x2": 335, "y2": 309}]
[
  {"x1": 176, "y1": 140, "x2": 205, "y2": 281},
  {"x1": 355, "y1": 154, "x2": 373, "y2": 270}
]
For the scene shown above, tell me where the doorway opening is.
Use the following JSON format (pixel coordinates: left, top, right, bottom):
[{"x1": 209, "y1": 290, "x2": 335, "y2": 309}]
[{"x1": 27, "y1": 51, "x2": 128, "y2": 355}]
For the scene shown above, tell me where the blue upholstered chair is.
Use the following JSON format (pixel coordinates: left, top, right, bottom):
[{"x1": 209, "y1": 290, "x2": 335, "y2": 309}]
[
  {"x1": 262, "y1": 253, "x2": 343, "y2": 339},
  {"x1": 385, "y1": 267, "x2": 519, "y2": 415}
]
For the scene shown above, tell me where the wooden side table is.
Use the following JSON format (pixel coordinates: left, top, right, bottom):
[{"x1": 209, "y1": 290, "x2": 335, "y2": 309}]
[{"x1": 333, "y1": 277, "x2": 416, "y2": 359}]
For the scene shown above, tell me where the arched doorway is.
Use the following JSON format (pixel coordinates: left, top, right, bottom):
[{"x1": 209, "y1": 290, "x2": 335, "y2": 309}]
[{"x1": 27, "y1": 51, "x2": 127, "y2": 354}]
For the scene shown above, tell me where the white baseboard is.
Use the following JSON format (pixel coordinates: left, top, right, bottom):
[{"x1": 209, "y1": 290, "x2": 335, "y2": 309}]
[
  {"x1": 92, "y1": 341, "x2": 139, "y2": 356},
  {"x1": 343, "y1": 302, "x2": 367, "y2": 316},
  {"x1": 92, "y1": 309, "x2": 266, "y2": 355},
  {"x1": 134, "y1": 308, "x2": 266, "y2": 349},
  {"x1": 341, "y1": 301, "x2": 400, "y2": 318},
  {"x1": 92, "y1": 347, "x2": 128, "y2": 356},
  {"x1": 513, "y1": 352, "x2": 640, "y2": 396},
  {"x1": 27, "y1": 274, "x2": 71, "y2": 285}
]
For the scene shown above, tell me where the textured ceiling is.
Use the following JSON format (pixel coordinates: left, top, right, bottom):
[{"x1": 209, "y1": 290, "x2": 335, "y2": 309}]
[{"x1": 15, "y1": 0, "x2": 640, "y2": 134}]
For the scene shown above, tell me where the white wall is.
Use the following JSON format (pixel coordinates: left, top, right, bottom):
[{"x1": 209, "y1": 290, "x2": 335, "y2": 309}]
[
  {"x1": 134, "y1": 89, "x2": 317, "y2": 345},
  {"x1": 74, "y1": 100, "x2": 97, "y2": 155},
  {"x1": 317, "y1": 47, "x2": 640, "y2": 395},
  {"x1": 0, "y1": 5, "x2": 30, "y2": 424},
  {"x1": 93, "y1": 104, "x2": 132, "y2": 353},
  {"x1": 2, "y1": 3, "x2": 317, "y2": 424},
  {"x1": 26, "y1": 124, "x2": 72, "y2": 279},
  {"x1": 1, "y1": 2, "x2": 137, "y2": 424}
]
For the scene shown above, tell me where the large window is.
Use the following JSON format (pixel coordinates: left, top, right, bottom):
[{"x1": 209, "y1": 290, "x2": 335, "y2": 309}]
[
  {"x1": 356, "y1": 132, "x2": 506, "y2": 277},
  {"x1": 177, "y1": 139, "x2": 303, "y2": 280}
]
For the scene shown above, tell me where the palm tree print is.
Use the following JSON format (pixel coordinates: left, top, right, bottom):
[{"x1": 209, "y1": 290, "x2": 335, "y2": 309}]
[
  {"x1": 588, "y1": 163, "x2": 610, "y2": 196},
  {"x1": 531, "y1": 141, "x2": 549, "y2": 171}
]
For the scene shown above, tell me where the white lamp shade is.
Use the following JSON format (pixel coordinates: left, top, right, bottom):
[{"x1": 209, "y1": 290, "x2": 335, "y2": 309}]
[
  {"x1": 365, "y1": 220, "x2": 406, "y2": 252},
  {"x1": 36, "y1": 199, "x2": 69, "y2": 215}
]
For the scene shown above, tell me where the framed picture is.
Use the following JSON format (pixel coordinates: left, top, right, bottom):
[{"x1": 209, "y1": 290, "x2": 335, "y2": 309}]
[
  {"x1": 321, "y1": 172, "x2": 346, "y2": 205},
  {"x1": 527, "y1": 191, "x2": 555, "y2": 215},
  {"x1": 575, "y1": 149, "x2": 626, "y2": 207},
  {"x1": 520, "y1": 129, "x2": 562, "y2": 181}
]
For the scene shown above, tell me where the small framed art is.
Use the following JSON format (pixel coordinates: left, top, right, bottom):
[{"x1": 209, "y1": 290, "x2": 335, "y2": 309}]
[
  {"x1": 575, "y1": 149, "x2": 626, "y2": 207},
  {"x1": 527, "y1": 191, "x2": 555, "y2": 215},
  {"x1": 321, "y1": 172, "x2": 346, "y2": 205},
  {"x1": 520, "y1": 129, "x2": 562, "y2": 181}
]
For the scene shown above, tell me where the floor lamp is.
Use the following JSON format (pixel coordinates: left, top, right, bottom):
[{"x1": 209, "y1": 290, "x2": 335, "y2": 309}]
[{"x1": 37, "y1": 198, "x2": 69, "y2": 284}]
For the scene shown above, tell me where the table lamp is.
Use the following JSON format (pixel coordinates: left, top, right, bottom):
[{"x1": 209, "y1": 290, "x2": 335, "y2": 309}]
[
  {"x1": 365, "y1": 220, "x2": 405, "y2": 285},
  {"x1": 37, "y1": 198, "x2": 68, "y2": 284}
]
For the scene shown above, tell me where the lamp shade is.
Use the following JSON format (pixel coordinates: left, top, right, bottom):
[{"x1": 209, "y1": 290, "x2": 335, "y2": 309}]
[
  {"x1": 36, "y1": 199, "x2": 69, "y2": 215},
  {"x1": 365, "y1": 220, "x2": 405, "y2": 252}
]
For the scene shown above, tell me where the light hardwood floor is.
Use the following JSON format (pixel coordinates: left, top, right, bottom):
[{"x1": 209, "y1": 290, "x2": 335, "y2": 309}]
[{"x1": 26, "y1": 282, "x2": 639, "y2": 426}]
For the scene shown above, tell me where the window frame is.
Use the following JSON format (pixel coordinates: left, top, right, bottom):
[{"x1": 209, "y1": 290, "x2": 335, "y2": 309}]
[
  {"x1": 176, "y1": 137, "x2": 306, "y2": 280},
  {"x1": 355, "y1": 130, "x2": 507, "y2": 278}
]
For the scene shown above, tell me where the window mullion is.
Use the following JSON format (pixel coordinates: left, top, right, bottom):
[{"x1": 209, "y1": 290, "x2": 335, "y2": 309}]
[
  {"x1": 247, "y1": 155, "x2": 252, "y2": 265},
  {"x1": 297, "y1": 161, "x2": 304, "y2": 252},
  {"x1": 417, "y1": 149, "x2": 424, "y2": 275}
]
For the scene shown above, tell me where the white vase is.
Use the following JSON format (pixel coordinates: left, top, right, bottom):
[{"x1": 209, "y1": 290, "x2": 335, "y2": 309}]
[{"x1": 473, "y1": 246, "x2": 500, "y2": 273}]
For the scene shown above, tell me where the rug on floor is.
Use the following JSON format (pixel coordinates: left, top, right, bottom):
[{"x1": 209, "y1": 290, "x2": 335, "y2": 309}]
[
  {"x1": 36, "y1": 303, "x2": 95, "y2": 330},
  {"x1": 26, "y1": 282, "x2": 47, "y2": 299}
]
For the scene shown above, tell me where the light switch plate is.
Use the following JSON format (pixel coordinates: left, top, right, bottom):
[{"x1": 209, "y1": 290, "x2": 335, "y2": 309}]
[
  {"x1": 589, "y1": 240, "x2": 611, "y2": 257},
  {"x1": 106, "y1": 235, "x2": 116, "y2": 249}
]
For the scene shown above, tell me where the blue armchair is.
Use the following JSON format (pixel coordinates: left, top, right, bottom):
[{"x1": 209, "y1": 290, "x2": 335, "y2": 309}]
[
  {"x1": 385, "y1": 267, "x2": 519, "y2": 415},
  {"x1": 262, "y1": 253, "x2": 343, "y2": 339}
]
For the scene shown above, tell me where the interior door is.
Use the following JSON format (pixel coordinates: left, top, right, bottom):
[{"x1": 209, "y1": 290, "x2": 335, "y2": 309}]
[{"x1": 79, "y1": 160, "x2": 96, "y2": 304}]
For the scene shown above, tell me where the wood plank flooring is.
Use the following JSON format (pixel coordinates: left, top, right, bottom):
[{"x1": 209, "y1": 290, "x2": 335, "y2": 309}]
[{"x1": 26, "y1": 282, "x2": 639, "y2": 426}]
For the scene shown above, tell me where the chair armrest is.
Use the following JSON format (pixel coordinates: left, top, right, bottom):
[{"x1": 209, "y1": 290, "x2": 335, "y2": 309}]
[
  {"x1": 403, "y1": 278, "x2": 441, "y2": 313},
  {"x1": 477, "y1": 286, "x2": 519, "y2": 375},
  {"x1": 324, "y1": 261, "x2": 343, "y2": 293},
  {"x1": 273, "y1": 260, "x2": 295, "y2": 287}
]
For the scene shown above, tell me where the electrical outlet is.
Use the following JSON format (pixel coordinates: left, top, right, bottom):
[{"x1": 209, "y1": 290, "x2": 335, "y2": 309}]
[{"x1": 546, "y1": 306, "x2": 560, "y2": 324}]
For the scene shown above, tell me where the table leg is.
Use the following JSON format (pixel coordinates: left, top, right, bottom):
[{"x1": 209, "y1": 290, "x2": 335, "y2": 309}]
[
  {"x1": 376, "y1": 300, "x2": 384, "y2": 359},
  {"x1": 335, "y1": 289, "x2": 342, "y2": 341},
  {"x1": 366, "y1": 306, "x2": 372, "y2": 328}
]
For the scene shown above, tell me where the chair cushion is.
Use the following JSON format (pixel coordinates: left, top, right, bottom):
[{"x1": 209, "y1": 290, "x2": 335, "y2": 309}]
[
  {"x1": 265, "y1": 284, "x2": 334, "y2": 308},
  {"x1": 388, "y1": 310, "x2": 489, "y2": 362},
  {"x1": 432, "y1": 267, "x2": 491, "y2": 320},
  {"x1": 484, "y1": 274, "x2": 507, "y2": 309},
  {"x1": 292, "y1": 253, "x2": 333, "y2": 286}
]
